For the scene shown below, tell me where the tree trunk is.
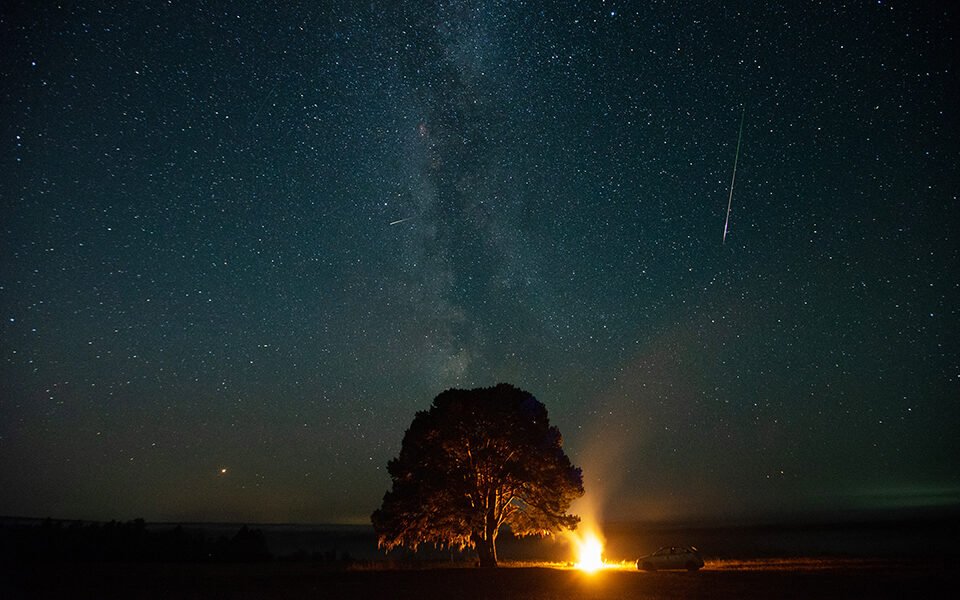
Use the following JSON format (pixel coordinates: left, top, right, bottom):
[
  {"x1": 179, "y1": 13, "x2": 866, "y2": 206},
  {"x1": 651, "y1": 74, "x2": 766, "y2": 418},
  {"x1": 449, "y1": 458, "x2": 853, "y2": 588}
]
[{"x1": 473, "y1": 533, "x2": 498, "y2": 568}]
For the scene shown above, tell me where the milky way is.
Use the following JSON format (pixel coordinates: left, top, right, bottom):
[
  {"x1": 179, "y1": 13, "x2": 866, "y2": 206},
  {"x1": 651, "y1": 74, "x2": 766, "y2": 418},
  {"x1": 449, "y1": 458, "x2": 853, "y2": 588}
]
[{"x1": 1, "y1": 1, "x2": 957, "y2": 524}]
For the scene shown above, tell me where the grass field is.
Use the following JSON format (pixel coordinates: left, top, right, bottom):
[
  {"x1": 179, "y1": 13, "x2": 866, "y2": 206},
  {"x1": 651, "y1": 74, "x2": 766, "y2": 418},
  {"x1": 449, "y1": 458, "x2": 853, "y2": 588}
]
[{"x1": 3, "y1": 559, "x2": 954, "y2": 599}]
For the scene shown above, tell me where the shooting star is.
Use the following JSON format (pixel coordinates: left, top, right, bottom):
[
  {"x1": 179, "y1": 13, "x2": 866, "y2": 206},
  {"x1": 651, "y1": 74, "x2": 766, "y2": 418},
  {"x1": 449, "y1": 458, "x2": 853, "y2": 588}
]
[
  {"x1": 722, "y1": 106, "x2": 746, "y2": 245},
  {"x1": 390, "y1": 216, "x2": 416, "y2": 226}
]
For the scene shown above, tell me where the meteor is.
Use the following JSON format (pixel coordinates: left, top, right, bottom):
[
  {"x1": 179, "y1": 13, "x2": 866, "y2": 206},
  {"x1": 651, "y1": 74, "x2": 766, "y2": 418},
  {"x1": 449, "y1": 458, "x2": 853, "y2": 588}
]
[
  {"x1": 722, "y1": 106, "x2": 745, "y2": 245},
  {"x1": 390, "y1": 216, "x2": 415, "y2": 226}
]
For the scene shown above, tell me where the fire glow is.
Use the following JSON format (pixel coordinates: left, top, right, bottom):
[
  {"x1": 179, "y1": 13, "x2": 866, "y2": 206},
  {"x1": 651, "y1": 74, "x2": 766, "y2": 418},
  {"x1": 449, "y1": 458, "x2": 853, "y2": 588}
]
[{"x1": 575, "y1": 532, "x2": 605, "y2": 572}]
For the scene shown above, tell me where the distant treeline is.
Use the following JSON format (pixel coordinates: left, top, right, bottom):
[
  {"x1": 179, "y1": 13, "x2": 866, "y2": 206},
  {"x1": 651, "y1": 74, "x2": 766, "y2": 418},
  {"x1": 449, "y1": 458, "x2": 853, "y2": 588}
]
[{"x1": 1, "y1": 518, "x2": 271, "y2": 563}]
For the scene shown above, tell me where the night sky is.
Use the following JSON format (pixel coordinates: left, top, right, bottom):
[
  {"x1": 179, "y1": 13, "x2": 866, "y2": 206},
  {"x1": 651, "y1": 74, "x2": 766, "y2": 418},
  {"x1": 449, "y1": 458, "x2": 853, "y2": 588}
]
[{"x1": 2, "y1": 1, "x2": 957, "y2": 526}]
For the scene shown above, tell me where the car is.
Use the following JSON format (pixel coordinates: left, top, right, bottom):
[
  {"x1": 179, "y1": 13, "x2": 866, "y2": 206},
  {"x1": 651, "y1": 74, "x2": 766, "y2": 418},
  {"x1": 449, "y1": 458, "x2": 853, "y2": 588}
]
[{"x1": 636, "y1": 545, "x2": 704, "y2": 571}]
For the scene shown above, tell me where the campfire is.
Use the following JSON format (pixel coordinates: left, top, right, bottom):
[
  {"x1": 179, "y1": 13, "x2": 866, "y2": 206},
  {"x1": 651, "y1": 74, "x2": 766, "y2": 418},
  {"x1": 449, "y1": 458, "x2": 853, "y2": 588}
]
[{"x1": 575, "y1": 531, "x2": 605, "y2": 573}]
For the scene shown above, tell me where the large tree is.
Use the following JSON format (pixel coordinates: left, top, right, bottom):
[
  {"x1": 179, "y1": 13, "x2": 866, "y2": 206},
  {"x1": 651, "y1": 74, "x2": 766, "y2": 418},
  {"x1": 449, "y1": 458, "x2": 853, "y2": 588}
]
[{"x1": 372, "y1": 384, "x2": 583, "y2": 567}]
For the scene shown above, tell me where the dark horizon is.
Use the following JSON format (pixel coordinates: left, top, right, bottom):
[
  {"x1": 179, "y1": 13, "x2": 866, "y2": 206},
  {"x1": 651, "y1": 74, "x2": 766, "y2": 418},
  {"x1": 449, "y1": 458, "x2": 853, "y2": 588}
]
[{"x1": 4, "y1": 501, "x2": 960, "y2": 532}]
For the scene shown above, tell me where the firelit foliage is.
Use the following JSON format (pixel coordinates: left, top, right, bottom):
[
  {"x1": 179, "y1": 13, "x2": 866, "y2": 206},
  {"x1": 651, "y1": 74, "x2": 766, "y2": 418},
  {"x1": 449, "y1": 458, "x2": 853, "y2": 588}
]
[{"x1": 371, "y1": 384, "x2": 583, "y2": 567}]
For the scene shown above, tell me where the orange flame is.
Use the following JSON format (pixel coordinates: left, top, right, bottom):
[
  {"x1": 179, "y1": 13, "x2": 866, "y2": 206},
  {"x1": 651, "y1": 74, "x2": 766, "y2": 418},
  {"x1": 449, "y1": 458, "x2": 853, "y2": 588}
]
[{"x1": 575, "y1": 531, "x2": 604, "y2": 572}]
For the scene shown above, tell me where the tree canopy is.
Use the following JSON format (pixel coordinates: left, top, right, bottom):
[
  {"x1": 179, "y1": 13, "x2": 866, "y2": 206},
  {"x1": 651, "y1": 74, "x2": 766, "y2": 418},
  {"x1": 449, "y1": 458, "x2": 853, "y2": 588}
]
[{"x1": 371, "y1": 383, "x2": 583, "y2": 567}]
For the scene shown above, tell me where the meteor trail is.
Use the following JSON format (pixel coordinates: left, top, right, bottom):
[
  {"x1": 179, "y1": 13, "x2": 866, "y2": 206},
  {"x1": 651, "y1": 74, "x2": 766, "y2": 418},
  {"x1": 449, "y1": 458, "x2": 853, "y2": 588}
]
[
  {"x1": 722, "y1": 106, "x2": 745, "y2": 245},
  {"x1": 390, "y1": 216, "x2": 415, "y2": 226}
]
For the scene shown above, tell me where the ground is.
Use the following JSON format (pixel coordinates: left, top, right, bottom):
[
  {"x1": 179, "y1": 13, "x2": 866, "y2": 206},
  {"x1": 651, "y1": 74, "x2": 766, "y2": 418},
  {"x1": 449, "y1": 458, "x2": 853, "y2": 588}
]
[{"x1": 3, "y1": 559, "x2": 954, "y2": 599}]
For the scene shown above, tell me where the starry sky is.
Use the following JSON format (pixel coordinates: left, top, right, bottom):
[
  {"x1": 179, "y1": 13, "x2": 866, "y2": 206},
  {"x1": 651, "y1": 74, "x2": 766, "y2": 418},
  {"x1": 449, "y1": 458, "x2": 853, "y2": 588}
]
[{"x1": 1, "y1": 1, "x2": 958, "y2": 526}]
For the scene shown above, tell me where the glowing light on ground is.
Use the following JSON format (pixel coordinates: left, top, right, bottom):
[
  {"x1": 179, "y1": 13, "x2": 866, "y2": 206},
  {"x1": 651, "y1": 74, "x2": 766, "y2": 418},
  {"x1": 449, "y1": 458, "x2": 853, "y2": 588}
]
[
  {"x1": 566, "y1": 496, "x2": 635, "y2": 572},
  {"x1": 576, "y1": 532, "x2": 604, "y2": 573}
]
